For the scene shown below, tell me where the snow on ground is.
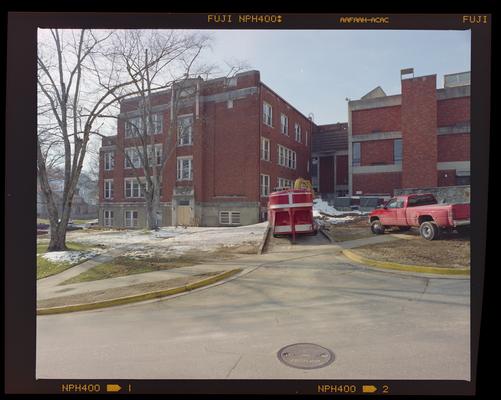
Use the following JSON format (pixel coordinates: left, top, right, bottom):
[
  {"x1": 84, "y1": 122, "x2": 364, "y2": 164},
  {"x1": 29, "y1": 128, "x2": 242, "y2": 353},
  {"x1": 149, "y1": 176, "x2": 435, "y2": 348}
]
[
  {"x1": 40, "y1": 249, "x2": 103, "y2": 264},
  {"x1": 313, "y1": 198, "x2": 363, "y2": 216},
  {"x1": 64, "y1": 222, "x2": 269, "y2": 258}
]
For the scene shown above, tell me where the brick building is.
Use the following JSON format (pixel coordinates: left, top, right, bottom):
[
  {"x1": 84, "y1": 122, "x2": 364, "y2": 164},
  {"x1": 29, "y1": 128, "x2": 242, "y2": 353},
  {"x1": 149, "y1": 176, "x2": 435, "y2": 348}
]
[
  {"x1": 348, "y1": 70, "x2": 470, "y2": 197},
  {"x1": 98, "y1": 70, "x2": 313, "y2": 228},
  {"x1": 311, "y1": 122, "x2": 349, "y2": 198}
]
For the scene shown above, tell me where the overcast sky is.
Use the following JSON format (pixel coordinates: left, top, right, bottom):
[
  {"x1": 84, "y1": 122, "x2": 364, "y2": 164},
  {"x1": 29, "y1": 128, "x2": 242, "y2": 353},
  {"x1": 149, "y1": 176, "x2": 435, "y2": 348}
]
[{"x1": 199, "y1": 29, "x2": 471, "y2": 125}]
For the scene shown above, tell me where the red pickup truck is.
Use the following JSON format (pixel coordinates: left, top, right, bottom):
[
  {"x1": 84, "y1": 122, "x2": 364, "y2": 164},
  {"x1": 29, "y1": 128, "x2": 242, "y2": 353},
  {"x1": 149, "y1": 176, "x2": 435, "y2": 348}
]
[{"x1": 369, "y1": 193, "x2": 470, "y2": 240}]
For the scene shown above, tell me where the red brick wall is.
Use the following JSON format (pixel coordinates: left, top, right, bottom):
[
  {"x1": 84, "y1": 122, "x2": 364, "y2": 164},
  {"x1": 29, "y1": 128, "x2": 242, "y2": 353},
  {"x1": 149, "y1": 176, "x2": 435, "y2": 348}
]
[
  {"x1": 437, "y1": 97, "x2": 470, "y2": 126},
  {"x1": 437, "y1": 134, "x2": 470, "y2": 162},
  {"x1": 259, "y1": 83, "x2": 312, "y2": 207},
  {"x1": 437, "y1": 169, "x2": 456, "y2": 186},
  {"x1": 352, "y1": 172, "x2": 402, "y2": 196},
  {"x1": 360, "y1": 139, "x2": 394, "y2": 166},
  {"x1": 352, "y1": 105, "x2": 401, "y2": 135},
  {"x1": 319, "y1": 156, "x2": 334, "y2": 193},
  {"x1": 401, "y1": 75, "x2": 438, "y2": 188},
  {"x1": 336, "y1": 155, "x2": 348, "y2": 185}
]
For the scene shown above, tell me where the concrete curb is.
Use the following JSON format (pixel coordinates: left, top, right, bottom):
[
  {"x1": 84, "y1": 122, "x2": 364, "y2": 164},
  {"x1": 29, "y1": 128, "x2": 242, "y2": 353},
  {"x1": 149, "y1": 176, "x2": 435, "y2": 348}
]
[
  {"x1": 37, "y1": 268, "x2": 241, "y2": 315},
  {"x1": 342, "y1": 249, "x2": 470, "y2": 276},
  {"x1": 258, "y1": 226, "x2": 271, "y2": 255},
  {"x1": 319, "y1": 228, "x2": 334, "y2": 243}
]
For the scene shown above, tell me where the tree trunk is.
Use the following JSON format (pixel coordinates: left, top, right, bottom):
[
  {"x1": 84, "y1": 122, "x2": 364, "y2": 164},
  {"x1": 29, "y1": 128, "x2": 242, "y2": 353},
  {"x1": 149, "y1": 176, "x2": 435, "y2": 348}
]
[{"x1": 48, "y1": 220, "x2": 68, "y2": 251}]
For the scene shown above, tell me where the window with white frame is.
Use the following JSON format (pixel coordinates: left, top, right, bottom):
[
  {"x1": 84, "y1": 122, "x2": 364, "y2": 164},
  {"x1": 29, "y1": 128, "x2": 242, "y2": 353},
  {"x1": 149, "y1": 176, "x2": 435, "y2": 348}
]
[
  {"x1": 277, "y1": 177, "x2": 293, "y2": 189},
  {"x1": 124, "y1": 210, "x2": 139, "y2": 228},
  {"x1": 261, "y1": 137, "x2": 270, "y2": 161},
  {"x1": 104, "y1": 151, "x2": 115, "y2": 171},
  {"x1": 263, "y1": 102, "x2": 272, "y2": 126},
  {"x1": 124, "y1": 178, "x2": 143, "y2": 198},
  {"x1": 125, "y1": 117, "x2": 143, "y2": 138},
  {"x1": 177, "y1": 157, "x2": 193, "y2": 181},
  {"x1": 149, "y1": 113, "x2": 163, "y2": 135},
  {"x1": 219, "y1": 211, "x2": 241, "y2": 225},
  {"x1": 103, "y1": 210, "x2": 114, "y2": 226},
  {"x1": 104, "y1": 179, "x2": 114, "y2": 199},
  {"x1": 277, "y1": 145, "x2": 297, "y2": 169},
  {"x1": 147, "y1": 144, "x2": 162, "y2": 166},
  {"x1": 260, "y1": 174, "x2": 270, "y2": 197},
  {"x1": 280, "y1": 114, "x2": 288, "y2": 135},
  {"x1": 294, "y1": 123, "x2": 302, "y2": 142},
  {"x1": 124, "y1": 148, "x2": 142, "y2": 169},
  {"x1": 177, "y1": 115, "x2": 193, "y2": 146}
]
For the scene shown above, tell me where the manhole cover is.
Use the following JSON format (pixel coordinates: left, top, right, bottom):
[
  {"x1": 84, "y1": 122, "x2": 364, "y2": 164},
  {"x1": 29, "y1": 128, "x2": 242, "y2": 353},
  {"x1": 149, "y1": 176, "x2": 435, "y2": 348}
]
[{"x1": 277, "y1": 343, "x2": 335, "y2": 369}]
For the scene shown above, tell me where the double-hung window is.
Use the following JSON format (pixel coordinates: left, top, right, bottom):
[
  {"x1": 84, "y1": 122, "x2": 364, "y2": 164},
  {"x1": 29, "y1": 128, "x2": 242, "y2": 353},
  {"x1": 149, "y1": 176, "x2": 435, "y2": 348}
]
[
  {"x1": 149, "y1": 113, "x2": 163, "y2": 135},
  {"x1": 104, "y1": 180, "x2": 114, "y2": 199},
  {"x1": 177, "y1": 157, "x2": 193, "y2": 181},
  {"x1": 263, "y1": 102, "x2": 272, "y2": 126},
  {"x1": 260, "y1": 174, "x2": 270, "y2": 197},
  {"x1": 280, "y1": 114, "x2": 288, "y2": 135},
  {"x1": 124, "y1": 210, "x2": 138, "y2": 228},
  {"x1": 277, "y1": 145, "x2": 297, "y2": 170},
  {"x1": 177, "y1": 115, "x2": 193, "y2": 146},
  {"x1": 124, "y1": 178, "x2": 142, "y2": 198},
  {"x1": 125, "y1": 117, "x2": 142, "y2": 138},
  {"x1": 124, "y1": 148, "x2": 142, "y2": 169},
  {"x1": 294, "y1": 123, "x2": 301, "y2": 143},
  {"x1": 103, "y1": 210, "x2": 114, "y2": 227},
  {"x1": 261, "y1": 137, "x2": 270, "y2": 161},
  {"x1": 104, "y1": 152, "x2": 115, "y2": 171}
]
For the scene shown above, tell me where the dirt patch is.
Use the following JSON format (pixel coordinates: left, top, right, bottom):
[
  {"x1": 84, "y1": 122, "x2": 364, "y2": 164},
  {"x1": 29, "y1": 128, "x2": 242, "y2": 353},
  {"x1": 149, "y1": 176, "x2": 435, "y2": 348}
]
[
  {"x1": 351, "y1": 236, "x2": 470, "y2": 268},
  {"x1": 326, "y1": 216, "x2": 374, "y2": 242},
  {"x1": 38, "y1": 271, "x2": 226, "y2": 309}
]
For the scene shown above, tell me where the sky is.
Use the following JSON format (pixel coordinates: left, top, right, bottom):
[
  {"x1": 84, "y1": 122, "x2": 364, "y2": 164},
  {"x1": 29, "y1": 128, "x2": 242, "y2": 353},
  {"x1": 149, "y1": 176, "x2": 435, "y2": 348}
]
[{"x1": 198, "y1": 29, "x2": 471, "y2": 125}]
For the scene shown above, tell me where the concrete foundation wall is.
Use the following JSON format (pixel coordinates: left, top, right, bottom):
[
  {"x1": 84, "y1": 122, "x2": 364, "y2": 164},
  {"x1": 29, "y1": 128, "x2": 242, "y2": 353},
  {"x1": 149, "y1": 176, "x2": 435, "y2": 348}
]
[
  {"x1": 99, "y1": 203, "x2": 172, "y2": 228},
  {"x1": 197, "y1": 201, "x2": 259, "y2": 226},
  {"x1": 395, "y1": 185, "x2": 470, "y2": 204}
]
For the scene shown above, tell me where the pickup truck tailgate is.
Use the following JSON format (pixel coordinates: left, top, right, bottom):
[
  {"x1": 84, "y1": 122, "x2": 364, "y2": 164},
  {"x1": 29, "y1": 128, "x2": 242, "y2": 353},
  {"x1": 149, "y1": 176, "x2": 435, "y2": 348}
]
[{"x1": 452, "y1": 204, "x2": 470, "y2": 220}]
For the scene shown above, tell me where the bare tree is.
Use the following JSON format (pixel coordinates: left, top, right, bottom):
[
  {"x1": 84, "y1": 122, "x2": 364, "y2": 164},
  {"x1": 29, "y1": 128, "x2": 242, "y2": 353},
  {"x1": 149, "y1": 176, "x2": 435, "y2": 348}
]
[
  {"x1": 37, "y1": 29, "x2": 143, "y2": 251},
  {"x1": 100, "y1": 30, "x2": 215, "y2": 230}
]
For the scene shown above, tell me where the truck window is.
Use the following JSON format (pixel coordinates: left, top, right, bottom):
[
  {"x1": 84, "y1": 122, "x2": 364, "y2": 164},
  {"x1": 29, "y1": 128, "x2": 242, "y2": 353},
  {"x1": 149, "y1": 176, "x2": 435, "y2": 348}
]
[{"x1": 408, "y1": 195, "x2": 437, "y2": 207}]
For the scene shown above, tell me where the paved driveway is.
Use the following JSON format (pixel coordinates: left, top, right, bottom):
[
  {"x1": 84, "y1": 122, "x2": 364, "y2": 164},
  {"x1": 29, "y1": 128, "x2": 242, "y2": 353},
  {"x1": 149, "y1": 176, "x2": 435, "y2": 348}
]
[{"x1": 37, "y1": 235, "x2": 470, "y2": 380}]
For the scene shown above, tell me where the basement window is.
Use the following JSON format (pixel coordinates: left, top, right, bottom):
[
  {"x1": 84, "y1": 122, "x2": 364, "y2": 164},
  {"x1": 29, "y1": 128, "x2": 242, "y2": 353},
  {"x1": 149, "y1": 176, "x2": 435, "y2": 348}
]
[{"x1": 219, "y1": 211, "x2": 241, "y2": 225}]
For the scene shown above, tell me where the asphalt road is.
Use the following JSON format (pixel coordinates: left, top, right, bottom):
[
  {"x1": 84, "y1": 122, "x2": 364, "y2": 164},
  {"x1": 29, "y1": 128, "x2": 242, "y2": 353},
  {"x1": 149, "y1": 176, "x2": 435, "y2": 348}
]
[{"x1": 37, "y1": 234, "x2": 470, "y2": 380}]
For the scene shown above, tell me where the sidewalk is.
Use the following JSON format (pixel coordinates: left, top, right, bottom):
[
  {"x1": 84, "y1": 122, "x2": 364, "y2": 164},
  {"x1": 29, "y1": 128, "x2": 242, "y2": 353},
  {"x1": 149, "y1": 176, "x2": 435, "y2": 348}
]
[{"x1": 36, "y1": 233, "x2": 417, "y2": 314}]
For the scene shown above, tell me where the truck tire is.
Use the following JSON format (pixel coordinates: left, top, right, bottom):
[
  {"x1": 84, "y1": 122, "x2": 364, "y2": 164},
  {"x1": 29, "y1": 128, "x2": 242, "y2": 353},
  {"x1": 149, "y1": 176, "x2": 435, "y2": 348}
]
[
  {"x1": 371, "y1": 220, "x2": 385, "y2": 235},
  {"x1": 419, "y1": 221, "x2": 440, "y2": 240}
]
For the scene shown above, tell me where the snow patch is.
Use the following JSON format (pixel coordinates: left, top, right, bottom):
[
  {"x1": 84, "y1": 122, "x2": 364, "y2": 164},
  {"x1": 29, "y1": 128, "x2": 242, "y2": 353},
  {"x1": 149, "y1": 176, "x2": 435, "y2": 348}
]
[
  {"x1": 41, "y1": 250, "x2": 101, "y2": 264},
  {"x1": 313, "y1": 198, "x2": 364, "y2": 216}
]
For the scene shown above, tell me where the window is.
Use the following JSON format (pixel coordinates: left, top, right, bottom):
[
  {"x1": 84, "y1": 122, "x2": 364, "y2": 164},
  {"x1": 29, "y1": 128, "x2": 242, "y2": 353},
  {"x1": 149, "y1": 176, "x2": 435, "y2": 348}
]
[
  {"x1": 125, "y1": 117, "x2": 142, "y2": 138},
  {"x1": 280, "y1": 114, "x2": 288, "y2": 135},
  {"x1": 147, "y1": 144, "x2": 162, "y2": 166},
  {"x1": 149, "y1": 113, "x2": 163, "y2": 135},
  {"x1": 394, "y1": 139, "x2": 403, "y2": 164},
  {"x1": 124, "y1": 178, "x2": 143, "y2": 198},
  {"x1": 103, "y1": 210, "x2": 114, "y2": 227},
  {"x1": 104, "y1": 152, "x2": 115, "y2": 171},
  {"x1": 386, "y1": 199, "x2": 399, "y2": 209},
  {"x1": 261, "y1": 137, "x2": 270, "y2": 161},
  {"x1": 219, "y1": 211, "x2": 241, "y2": 225},
  {"x1": 227, "y1": 99, "x2": 234, "y2": 109},
  {"x1": 456, "y1": 174, "x2": 470, "y2": 185},
  {"x1": 177, "y1": 115, "x2": 193, "y2": 146},
  {"x1": 263, "y1": 102, "x2": 272, "y2": 126},
  {"x1": 177, "y1": 157, "x2": 193, "y2": 181},
  {"x1": 294, "y1": 123, "x2": 301, "y2": 142},
  {"x1": 408, "y1": 195, "x2": 438, "y2": 207},
  {"x1": 260, "y1": 174, "x2": 270, "y2": 197},
  {"x1": 277, "y1": 145, "x2": 297, "y2": 169},
  {"x1": 277, "y1": 177, "x2": 293, "y2": 189},
  {"x1": 104, "y1": 180, "x2": 113, "y2": 199},
  {"x1": 352, "y1": 142, "x2": 361, "y2": 166},
  {"x1": 124, "y1": 210, "x2": 138, "y2": 228},
  {"x1": 124, "y1": 148, "x2": 142, "y2": 169}
]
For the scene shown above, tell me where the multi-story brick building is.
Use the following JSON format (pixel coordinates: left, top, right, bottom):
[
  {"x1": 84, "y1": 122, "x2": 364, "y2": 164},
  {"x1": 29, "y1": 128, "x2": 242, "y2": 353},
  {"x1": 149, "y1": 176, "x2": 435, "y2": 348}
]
[
  {"x1": 98, "y1": 70, "x2": 313, "y2": 228},
  {"x1": 348, "y1": 70, "x2": 470, "y2": 197}
]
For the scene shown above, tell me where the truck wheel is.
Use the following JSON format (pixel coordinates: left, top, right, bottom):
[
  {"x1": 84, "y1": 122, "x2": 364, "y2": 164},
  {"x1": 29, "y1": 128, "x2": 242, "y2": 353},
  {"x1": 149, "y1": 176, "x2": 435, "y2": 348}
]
[
  {"x1": 419, "y1": 221, "x2": 440, "y2": 240},
  {"x1": 371, "y1": 220, "x2": 385, "y2": 235}
]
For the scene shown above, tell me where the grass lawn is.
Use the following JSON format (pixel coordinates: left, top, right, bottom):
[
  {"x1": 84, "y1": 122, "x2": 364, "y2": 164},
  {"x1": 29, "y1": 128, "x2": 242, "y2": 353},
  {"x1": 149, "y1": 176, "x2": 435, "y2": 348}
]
[
  {"x1": 37, "y1": 242, "x2": 100, "y2": 280},
  {"x1": 60, "y1": 255, "x2": 202, "y2": 285}
]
